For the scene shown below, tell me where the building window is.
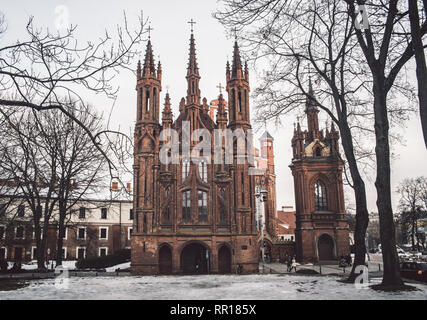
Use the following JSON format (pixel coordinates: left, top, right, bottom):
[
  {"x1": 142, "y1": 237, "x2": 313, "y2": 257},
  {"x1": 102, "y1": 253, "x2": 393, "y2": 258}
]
[
  {"x1": 79, "y1": 207, "x2": 86, "y2": 219},
  {"x1": 62, "y1": 247, "x2": 67, "y2": 260},
  {"x1": 241, "y1": 172, "x2": 245, "y2": 205},
  {"x1": 59, "y1": 227, "x2": 68, "y2": 240},
  {"x1": 199, "y1": 160, "x2": 208, "y2": 182},
  {"x1": 0, "y1": 226, "x2": 4, "y2": 240},
  {"x1": 164, "y1": 206, "x2": 171, "y2": 222},
  {"x1": 101, "y1": 208, "x2": 107, "y2": 219},
  {"x1": 15, "y1": 226, "x2": 25, "y2": 239},
  {"x1": 99, "y1": 227, "x2": 108, "y2": 240},
  {"x1": 99, "y1": 247, "x2": 108, "y2": 257},
  {"x1": 315, "y1": 147, "x2": 322, "y2": 157},
  {"x1": 77, "y1": 227, "x2": 86, "y2": 240},
  {"x1": 198, "y1": 191, "x2": 208, "y2": 221},
  {"x1": 129, "y1": 209, "x2": 134, "y2": 220},
  {"x1": 76, "y1": 247, "x2": 86, "y2": 259},
  {"x1": 128, "y1": 227, "x2": 133, "y2": 240},
  {"x1": 182, "y1": 190, "x2": 191, "y2": 220},
  {"x1": 182, "y1": 158, "x2": 190, "y2": 182},
  {"x1": 314, "y1": 180, "x2": 328, "y2": 211},
  {"x1": 17, "y1": 205, "x2": 25, "y2": 217}
]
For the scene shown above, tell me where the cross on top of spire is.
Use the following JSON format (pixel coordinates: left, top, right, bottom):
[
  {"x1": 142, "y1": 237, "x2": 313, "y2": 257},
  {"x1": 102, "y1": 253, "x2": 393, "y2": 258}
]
[
  {"x1": 232, "y1": 27, "x2": 238, "y2": 40},
  {"x1": 188, "y1": 18, "x2": 196, "y2": 33},
  {"x1": 217, "y1": 83, "x2": 224, "y2": 94},
  {"x1": 147, "y1": 24, "x2": 153, "y2": 39}
]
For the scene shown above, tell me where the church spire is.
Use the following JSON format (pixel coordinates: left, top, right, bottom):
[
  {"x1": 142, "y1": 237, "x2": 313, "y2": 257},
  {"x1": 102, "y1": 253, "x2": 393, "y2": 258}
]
[
  {"x1": 187, "y1": 33, "x2": 199, "y2": 78},
  {"x1": 186, "y1": 30, "x2": 201, "y2": 105},
  {"x1": 305, "y1": 78, "x2": 320, "y2": 141},
  {"x1": 162, "y1": 93, "x2": 173, "y2": 126},
  {"x1": 231, "y1": 40, "x2": 243, "y2": 80},
  {"x1": 143, "y1": 40, "x2": 156, "y2": 78}
]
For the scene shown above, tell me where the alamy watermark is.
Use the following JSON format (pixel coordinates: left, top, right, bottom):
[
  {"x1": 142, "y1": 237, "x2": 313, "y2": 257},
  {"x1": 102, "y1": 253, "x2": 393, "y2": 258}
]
[
  {"x1": 54, "y1": 5, "x2": 69, "y2": 31},
  {"x1": 158, "y1": 121, "x2": 265, "y2": 175},
  {"x1": 354, "y1": 4, "x2": 370, "y2": 30}
]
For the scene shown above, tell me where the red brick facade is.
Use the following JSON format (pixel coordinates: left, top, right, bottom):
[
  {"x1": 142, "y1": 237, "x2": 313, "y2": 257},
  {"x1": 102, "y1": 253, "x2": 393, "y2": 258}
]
[
  {"x1": 131, "y1": 34, "x2": 258, "y2": 275},
  {"x1": 290, "y1": 81, "x2": 350, "y2": 263}
]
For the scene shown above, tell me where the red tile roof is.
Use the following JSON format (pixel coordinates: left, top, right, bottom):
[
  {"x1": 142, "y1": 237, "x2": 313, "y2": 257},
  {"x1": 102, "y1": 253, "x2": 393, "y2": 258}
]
[{"x1": 276, "y1": 209, "x2": 296, "y2": 235}]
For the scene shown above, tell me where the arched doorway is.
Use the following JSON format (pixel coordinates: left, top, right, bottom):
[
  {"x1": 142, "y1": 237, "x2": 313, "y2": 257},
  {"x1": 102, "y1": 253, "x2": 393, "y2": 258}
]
[
  {"x1": 218, "y1": 245, "x2": 231, "y2": 274},
  {"x1": 181, "y1": 242, "x2": 209, "y2": 274},
  {"x1": 318, "y1": 234, "x2": 335, "y2": 260},
  {"x1": 159, "y1": 245, "x2": 172, "y2": 274}
]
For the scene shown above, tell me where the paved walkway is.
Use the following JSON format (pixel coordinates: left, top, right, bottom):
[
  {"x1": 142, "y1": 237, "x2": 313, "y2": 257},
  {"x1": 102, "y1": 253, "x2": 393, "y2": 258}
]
[{"x1": 260, "y1": 260, "x2": 384, "y2": 278}]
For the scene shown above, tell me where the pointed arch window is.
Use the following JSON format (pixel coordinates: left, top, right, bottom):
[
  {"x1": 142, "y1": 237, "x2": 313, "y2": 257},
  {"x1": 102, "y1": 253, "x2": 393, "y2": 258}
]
[
  {"x1": 139, "y1": 88, "x2": 143, "y2": 118},
  {"x1": 314, "y1": 146, "x2": 322, "y2": 157},
  {"x1": 199, "y1": 160, "x2": 208, "y2": 182},
  {"x1": 198, "y1": 190, "x2": 208, "y2": 221},
  {"x1": 182, "y1": 190, "x2": 191, "y2": 220},
  {"x1": 219, "y1": 188, "x2": 227, "y2": 222},
  {"x1": 145, "y1": 89, "x2": 150, "y2": 113},
  {"x1": 182, "y1": 158, "x2": 190, "y2": 182},
  {"x1": 238, "y1": 90, "x2": 242, "y2": 113},
  {"x1": 153, "y1": 87, "x2": 157, "y2": 116},
  {"x1": 314, "y1": 180, "x2": 328, "y2": 211}
]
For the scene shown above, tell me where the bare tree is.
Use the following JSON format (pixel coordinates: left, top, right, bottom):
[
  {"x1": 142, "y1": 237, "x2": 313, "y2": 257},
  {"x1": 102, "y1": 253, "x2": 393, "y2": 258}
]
[
  {"x1": 215, "y1": 0, "x2": 379, "y2": 282},
  {"x1": 0, "y1": 11, "x2": 147, "y2": 178},
  {"x1": 345, "y1": 0, "x2": 426, "y2": 289},
  {"x1": 397, "y1": 176, "x2": 427, "y2": 250},
  {"x1": 44, "y1": 104, "x2": 108, "y2": 266},
  {"x1": 408, "y1": 0, "x2": 427, "y2": 148},
  {"x1": 0, "y1": 110, "x2": 60, "y2": 269}
]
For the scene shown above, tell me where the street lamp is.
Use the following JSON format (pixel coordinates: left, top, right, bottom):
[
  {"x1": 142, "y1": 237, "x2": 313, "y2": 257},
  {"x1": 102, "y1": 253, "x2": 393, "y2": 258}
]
[{"x1": 255, "y1": 183, "x2": 268, "y2": 272}]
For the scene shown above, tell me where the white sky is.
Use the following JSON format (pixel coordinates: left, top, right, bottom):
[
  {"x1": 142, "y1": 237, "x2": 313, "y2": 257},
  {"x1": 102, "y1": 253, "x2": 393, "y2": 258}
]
[{"x1": 2, "y1": 0, "x2": 427, "y2": 213}]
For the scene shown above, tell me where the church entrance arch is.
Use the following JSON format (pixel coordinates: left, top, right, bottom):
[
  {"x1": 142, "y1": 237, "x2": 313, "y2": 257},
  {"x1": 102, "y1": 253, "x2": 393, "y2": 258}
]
[
  {"x1": 318, "y1": 234, "x2": 335, "y2": 260},
  {"x1": 180, "y1": 242, "x2": 210, "y2": 274},
  {"x1": 218, "y1": 245, "x2": 231, "y2": 274},
  {"x1": 159, "y1": 245, "x2": 172, "y2": 274}
]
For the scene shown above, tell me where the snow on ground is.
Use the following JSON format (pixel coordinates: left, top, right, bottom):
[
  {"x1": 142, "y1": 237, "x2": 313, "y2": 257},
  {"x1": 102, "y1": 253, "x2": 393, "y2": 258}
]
[
  {"x1": 105, "y1": 262, "x2": 130, "y2": 272},
  {"x1": 9, "y1": 260, "x2": 77, "y2": 270},
  {"x1": 0, "y1": 274, "x2": 426, "y2": 300}
]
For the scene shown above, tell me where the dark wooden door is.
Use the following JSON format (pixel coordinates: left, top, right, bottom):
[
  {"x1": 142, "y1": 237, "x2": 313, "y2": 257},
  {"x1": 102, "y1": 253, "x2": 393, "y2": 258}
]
[
  {"x1": 318, "y1": 234, "x2": 334, "y2": 260},
  {"x1": 159, "y1": 246, "x2": 172, "y2": 274},
  {"x1": 218, "y1": 246, "x2": 231, "y2": 274}
]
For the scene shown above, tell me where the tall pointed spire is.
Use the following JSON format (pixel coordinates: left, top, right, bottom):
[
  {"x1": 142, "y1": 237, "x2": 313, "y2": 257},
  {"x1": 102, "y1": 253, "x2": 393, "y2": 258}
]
[
  {"x1": 186, "y1": 28, "x2": 201, "y2": 105},
  {"x1": 162, "y1": 93, "x2": 173, "y2": 125},
  {"x1": 305, "y1": 79, "x2": 320, "y2": 141},
  {"x1": 143, "y1": 40, "x2": 156, "y2": 78},
  {"x1": 231, "y1": 40, "x2": 243, "y2": 79},
  {"x1": 187, "y1": 33, "x2": 199, "y2": 77}
]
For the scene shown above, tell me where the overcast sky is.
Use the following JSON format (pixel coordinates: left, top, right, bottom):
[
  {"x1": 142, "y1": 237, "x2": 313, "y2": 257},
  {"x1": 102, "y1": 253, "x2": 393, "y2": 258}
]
[{"x1": 2, "y1": 0, "x2": 427, "y2": 213}]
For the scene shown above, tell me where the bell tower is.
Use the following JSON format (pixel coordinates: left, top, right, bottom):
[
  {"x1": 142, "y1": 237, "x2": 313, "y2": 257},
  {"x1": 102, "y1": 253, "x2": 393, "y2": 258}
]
[
  {"x1": 132, "y1": 36, "x2": 162, "y2": 274},
  {"x1": 290, "y1": 82, "x2": 349, "y2": 263}
]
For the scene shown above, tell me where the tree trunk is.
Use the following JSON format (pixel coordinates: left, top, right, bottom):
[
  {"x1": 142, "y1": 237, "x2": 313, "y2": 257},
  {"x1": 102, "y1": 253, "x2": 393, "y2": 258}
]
[
  {"x1": 412, "y1": 217, "x2": 416, "y2": 250},
  {"x1": 373, "y1": 83, "x2": 404, "y2": 287},
  {"x1": 409, "y1": 0, "x2": 427, "y2": 149},
  {"x1": 56, "y1": 205, "x2": 66, "y2": 266},
  {"x1": 339, "y1": 123, "x2": 370, "y2": 282}
]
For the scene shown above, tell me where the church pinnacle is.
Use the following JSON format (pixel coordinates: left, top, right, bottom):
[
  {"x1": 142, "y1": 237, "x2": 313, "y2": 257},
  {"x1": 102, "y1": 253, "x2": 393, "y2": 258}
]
[
  {"x1": 186, "y1": 22, "x2": 201, "y2": 106},
  {"x1": 231, "y1": 40, "x2": 243, "y2": 80},
  {"x1": 143, "y1": 40, "x2": 156, "y2": 78}
]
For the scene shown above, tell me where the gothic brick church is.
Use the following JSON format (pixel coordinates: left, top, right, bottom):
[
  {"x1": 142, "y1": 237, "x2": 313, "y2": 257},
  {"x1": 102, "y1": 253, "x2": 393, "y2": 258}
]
[
  {"x1": 130, "y1": 31, "x2": 259, "y2": 275},
  {"x1": 290, "y1": 82, "x2": 350, "y2": 263}
]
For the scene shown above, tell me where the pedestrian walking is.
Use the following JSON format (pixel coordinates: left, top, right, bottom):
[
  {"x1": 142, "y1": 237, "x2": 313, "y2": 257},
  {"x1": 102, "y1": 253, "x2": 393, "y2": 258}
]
[{"x1": 290, "y1": 256, "x2": 297, "y2": 272}]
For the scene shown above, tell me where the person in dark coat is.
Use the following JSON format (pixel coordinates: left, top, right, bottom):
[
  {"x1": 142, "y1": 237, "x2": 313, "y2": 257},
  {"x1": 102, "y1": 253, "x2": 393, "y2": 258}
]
[{"x1": 0, "y1": 259, "x2": 8, "y2": 273}]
